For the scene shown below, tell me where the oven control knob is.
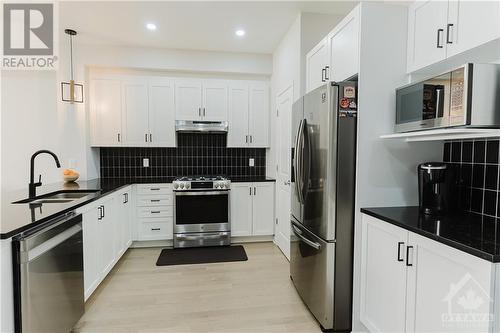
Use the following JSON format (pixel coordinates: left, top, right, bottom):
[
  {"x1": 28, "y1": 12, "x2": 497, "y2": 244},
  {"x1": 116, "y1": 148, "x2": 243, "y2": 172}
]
[
  {"x1": 179, "y1": 183, "x2": 184, "y2": 189},
  {"x1": 185, "y1": 183, "x2": 190, "y2": 189},
  {"x1": 173, "y1": 183, "x2": 179, "y2": 189}
]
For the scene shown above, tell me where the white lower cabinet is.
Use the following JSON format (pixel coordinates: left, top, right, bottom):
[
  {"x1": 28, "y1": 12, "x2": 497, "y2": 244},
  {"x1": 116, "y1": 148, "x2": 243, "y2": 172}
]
[
  {"x1": 230, "y1": 182, "x2": 274, "y2": 237},
  {"x1": 360, "y1": 214, "x2": 496, "y2": 333},
  {"x1": 135, "y1": 184, "x2": 173, "y2": 241},
  {"x1": 82, "y1": 186, "x2": 132, "y2": 301}
]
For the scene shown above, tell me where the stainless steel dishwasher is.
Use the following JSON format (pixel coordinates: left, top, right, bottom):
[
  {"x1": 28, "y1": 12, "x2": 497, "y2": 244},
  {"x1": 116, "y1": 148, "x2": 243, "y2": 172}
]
[{"x1": 12, "y1": 211, "x2": 84, "y2": 333}]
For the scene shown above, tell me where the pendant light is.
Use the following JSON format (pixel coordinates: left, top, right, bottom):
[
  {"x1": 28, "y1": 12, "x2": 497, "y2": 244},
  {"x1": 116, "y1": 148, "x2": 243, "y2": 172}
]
[{"x1": 61, "y1": 29, "x2": 83, "y2": 103}]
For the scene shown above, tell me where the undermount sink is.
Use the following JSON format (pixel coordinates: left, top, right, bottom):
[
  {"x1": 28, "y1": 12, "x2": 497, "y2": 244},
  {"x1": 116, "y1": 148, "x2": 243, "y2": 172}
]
[{"x1": 13, "y1": 190, "x2": 100, "y2": 204}]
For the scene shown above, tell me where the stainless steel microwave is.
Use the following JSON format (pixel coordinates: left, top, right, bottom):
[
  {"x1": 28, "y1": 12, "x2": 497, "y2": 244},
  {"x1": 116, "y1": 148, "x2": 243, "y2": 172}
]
[{"x1": 395, "y1": 63, "x2": 500, "y2": 133}]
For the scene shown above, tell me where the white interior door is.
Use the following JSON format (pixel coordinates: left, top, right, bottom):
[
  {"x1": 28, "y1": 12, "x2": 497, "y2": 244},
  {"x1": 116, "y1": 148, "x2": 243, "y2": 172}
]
[
  {"x1": 122, "y1": 78, "x2": 149, "y2": 146},
  {"x1": 274, "y1": 86, "x2": 293, "y2": 260},
  {"x1": 202, "y1": 80, "x2": 228, "y2": 121},
  {"x1": 149, "y1": 78, "x2": 175, "y2": 147},
  {"x1": 227, "y1": 82, "x2": 249, "y2": 147},
  {"x1": 175, "y1": 79, "x2": 202, "y2": 121}
]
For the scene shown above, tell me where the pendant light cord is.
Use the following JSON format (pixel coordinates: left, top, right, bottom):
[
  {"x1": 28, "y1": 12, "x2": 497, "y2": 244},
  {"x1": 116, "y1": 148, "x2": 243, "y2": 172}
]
[{"x1": 69, "y1": 34, "x2": 74, "y2": 80}]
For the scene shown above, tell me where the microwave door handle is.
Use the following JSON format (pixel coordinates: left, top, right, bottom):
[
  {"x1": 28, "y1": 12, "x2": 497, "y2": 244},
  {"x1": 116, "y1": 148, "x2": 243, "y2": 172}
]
[{"x1": 436, "y1": 87, "x2": 444, "y2": 117}]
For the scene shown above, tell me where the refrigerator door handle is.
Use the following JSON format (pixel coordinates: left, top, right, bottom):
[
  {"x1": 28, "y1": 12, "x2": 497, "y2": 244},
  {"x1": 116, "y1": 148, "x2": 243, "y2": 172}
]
[
  {"x1": 294, "y1": 119, "x2": 305, "y2": 204},
  {"x1": 292, "y1": 224, "x2": 321, "y2": 250}
]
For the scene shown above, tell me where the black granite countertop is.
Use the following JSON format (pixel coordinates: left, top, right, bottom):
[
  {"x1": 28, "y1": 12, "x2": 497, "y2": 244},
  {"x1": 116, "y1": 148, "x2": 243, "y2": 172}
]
[
  {"x1": 1, "y1": 176, "x2": 275, "y2": 239},
  {"x1": 361, "y1": 206, "x2": 500, "y2": 263}
]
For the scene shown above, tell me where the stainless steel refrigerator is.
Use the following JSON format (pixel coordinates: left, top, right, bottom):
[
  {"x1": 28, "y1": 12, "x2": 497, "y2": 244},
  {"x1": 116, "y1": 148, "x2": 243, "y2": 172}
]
[{"x1": 290, "y1": 81, "x2": 357, "y2": 331}]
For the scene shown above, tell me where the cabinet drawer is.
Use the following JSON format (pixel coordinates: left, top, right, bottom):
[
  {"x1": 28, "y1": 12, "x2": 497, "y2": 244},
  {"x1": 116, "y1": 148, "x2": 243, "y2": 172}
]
[
  {"x1": 138, "y1": 219, "x2": 173, "y2": 240},
  {"x1": 136, "y1": 195, "x2": 172, "y2": 207},
  {"x1": 137, "y1": 206, "x2": 173, "y2": 218},
  {"x1": 136, "y1": 184, "x2": 172, "y2": 195}
]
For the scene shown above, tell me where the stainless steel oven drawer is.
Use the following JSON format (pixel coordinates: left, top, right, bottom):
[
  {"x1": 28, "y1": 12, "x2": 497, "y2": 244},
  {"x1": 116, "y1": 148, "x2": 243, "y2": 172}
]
[{"x1": 174, "y1": 232, "x2": 230, "y2": 248}]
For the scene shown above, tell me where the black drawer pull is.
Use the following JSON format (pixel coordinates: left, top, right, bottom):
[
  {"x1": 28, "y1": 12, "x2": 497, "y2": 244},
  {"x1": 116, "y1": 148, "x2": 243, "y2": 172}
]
[
  {"x1": 150, "y1": 188, "x2": 160, "y2": 191},
  {"x1": 150, "y1": 199, "x2": 161, "y2": 202},
  {"x1": 151, "y1": 228, "x2": 161, "y2": 231},
  {"x1": 151, "y1": 211, "x2": 161, "y2": 214}
]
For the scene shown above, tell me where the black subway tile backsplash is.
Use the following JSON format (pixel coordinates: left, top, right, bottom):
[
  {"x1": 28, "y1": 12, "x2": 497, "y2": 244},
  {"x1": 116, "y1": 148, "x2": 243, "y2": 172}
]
[
  {"x1": 100, "y1": 133, "x2": 266, "y2": 179},
  {"x1": 445, "y1": 139, "x2": 500, "y2": 218}
]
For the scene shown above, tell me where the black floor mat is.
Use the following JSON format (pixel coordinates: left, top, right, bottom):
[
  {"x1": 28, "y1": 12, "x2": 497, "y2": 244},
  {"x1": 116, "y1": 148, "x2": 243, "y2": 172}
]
[{"x1": 156, "y1": 245, "x2": 248, "y2": 266}]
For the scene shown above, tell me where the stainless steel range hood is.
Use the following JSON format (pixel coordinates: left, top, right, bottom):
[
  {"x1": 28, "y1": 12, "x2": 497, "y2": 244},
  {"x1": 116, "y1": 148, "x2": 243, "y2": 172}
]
[{"x1": 175, "y1": 120, "x2": 228, "y2": 133}]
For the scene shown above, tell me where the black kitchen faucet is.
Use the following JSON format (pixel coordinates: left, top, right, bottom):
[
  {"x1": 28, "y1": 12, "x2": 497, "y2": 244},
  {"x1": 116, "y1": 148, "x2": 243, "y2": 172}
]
[{"x1": 29, "y1": 150, "x2": 61, "y2": 198}]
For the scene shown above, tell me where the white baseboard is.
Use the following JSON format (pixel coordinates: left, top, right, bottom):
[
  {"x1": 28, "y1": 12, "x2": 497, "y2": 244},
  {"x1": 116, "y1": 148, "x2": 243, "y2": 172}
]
[
  {"x1": 231, "y1": 235, "x2": 274, "y2": 243},
  {"x1": 130, "y1": 236, "x2": 274, "y2": 248}
]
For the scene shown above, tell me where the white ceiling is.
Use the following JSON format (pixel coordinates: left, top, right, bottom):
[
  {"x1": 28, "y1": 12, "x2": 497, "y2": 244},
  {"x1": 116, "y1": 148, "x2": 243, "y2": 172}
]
[{"x1": 59, "y1": 1, "x2": 360, "y2": 54}]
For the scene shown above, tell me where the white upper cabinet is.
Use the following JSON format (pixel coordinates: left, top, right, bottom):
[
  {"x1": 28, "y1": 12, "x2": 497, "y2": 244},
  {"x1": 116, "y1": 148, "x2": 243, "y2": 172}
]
[
  {"x1": 306, "y1": 38, "x2": 329, "y2": 93},
  {"x1": 248, "y1": 83, "x2": 270, "y2": 147},
  {"x1": 228, "y1": 82, "x2": 250, "y2": 147},
  {"x1": 407, "y1": 0, "x2": 500, "y2": 72},
  {"x1": 149, "y1": 78, "x2": 175, "y2": 147},
  {"x1": 305, "y1": 6, "x2": 360, "y2": 91},
  {"x1": 122, "y1": 77, "x2": 149, "y2": 146},
  {"x1": 90, "y1": 79, "x2": 122, "y2": 146},
  {"x1": 202, "y1": 80, "x2": 228, "y2": 121},
  {"x1": 407, "y1": 0, "x2": 448, "y2": 72},
  {"x1": 175, "y1": 79, "x2": 228, "y2": 121},
  {"x1": 327, "y1": 7, "x2": 360, "y2": 82},
  {"x1": 446, "y1": 1, "x2": 500, "y2": 58},
  {"x1": 227, "y1": 81, "x2": 270, "y2": 148},
  {"x1": 175, "y1": 79, "x2": 203, "y2": 121}
]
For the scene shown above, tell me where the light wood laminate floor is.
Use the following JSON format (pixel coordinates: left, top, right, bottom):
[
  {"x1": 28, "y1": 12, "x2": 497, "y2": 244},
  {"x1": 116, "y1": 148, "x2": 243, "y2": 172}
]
[{"x1": 74, "y1": 242, "x2": 321, "y2": 333}]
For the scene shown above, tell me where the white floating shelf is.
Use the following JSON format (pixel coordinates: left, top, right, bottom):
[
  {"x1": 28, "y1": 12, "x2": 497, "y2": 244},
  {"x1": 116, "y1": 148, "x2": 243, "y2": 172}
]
[{"x1": 380, "y1": 128, "x2": 500, "y2": 142}]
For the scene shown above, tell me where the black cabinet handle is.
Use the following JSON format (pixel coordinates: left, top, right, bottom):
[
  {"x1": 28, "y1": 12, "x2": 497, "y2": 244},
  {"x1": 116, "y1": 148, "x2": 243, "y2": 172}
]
[
  {"x1": 102, "y1": 205, "x2": 105, "y2": 218},
  {"x1": 151, "y1": 211, "x2": 161, "y2": 214},
  {"x1": 397, "y1": 242, "x2": 405, "y2": 262},
  {"x1": 249, "y1": 187, "x2": 252, "y2": 196},
  {"x1": 325, "y1": 66, "x2": 330, "y2": 80},
  {"x1": 406, "y1": 246, "x2": 414, "y2": 267},
  {"x1": 98, "y1": 206, "x2": 103, "y2": 220},
  {"x1": 149, "y1": 133, "x2": 152, "y2": 142},
  {"x1": 151, "y1": 228, "x2": 161, "y2": 231},
  {"x1": 150, "y1": 188, "x2": 160, "y2": 191},
  {"x1": 145, "y1": 133, "x2": 148, "y2": 142},
  {"x1": 436, "y1": 29, "x2": 444, "y2": 48},
  {"x1": 151, "y1": 199, "x2": 160, "y2": 202},
  {"x1": 321, "y1": 68, "x2": 326, "y2": 82},
  {"x1": 117, "y1": 133, "x2": 121, "y2": 142},
  {"x1": 254, "y1": 187, "x2": 256, "y2": 195},
  {"x1": 446, "y1": 24, "x2": 454, "y2": 44}
]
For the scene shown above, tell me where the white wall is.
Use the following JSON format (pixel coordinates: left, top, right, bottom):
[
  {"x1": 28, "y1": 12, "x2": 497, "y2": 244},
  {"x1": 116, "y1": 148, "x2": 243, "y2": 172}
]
[
  {"x1": 352, "y1": 4, "x2": 442, "y2": 332},
  {"x1": 1, "y1": 42, "x2": 272, "y2": 193}
]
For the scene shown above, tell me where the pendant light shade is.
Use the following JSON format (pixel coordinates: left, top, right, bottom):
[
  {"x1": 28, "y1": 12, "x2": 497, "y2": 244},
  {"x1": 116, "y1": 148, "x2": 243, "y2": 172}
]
[{"x1": 61, "y1": 29, "x2": 83, "y2": 103}]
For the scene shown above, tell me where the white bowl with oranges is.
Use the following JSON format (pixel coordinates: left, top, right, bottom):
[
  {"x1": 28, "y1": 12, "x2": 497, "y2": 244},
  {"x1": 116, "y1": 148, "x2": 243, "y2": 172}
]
[{"x1": 63, "y1": 169, "x2": 80, "y2": 182}]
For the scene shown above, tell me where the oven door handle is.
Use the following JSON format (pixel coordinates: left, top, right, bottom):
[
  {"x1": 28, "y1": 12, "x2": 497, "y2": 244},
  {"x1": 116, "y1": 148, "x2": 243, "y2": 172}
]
[
  {"x1": 176, "y1": 233, "x2": 229, "y2": 241},
  {"x1": 174, "y1": 191, "x2": 229, "y2": 196}
]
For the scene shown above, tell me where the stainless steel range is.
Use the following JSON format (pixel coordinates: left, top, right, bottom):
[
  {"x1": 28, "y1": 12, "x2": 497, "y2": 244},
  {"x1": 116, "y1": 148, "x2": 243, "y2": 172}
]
[{"x1": 173, "y1": 176, "x2": 231, "y2": 248}]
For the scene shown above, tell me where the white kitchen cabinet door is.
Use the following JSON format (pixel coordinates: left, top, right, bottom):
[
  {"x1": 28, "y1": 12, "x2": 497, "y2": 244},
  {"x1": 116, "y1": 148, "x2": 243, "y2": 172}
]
[
  {"x1": 149, "y1": 78, "x2": 176, "y2": 147},
  {"x1": 248, "y1": 83, "x2": 270, "y2": 148},
  {"x1": 122, "y1": 78, "x2": 149, "y2": 146},
  {"x1": 82, "y1": 205, "x2": 100, "y2": 301},
  {"x1": 306, "y1": 38, "x2": 329, "y2": 93},
  {"x1": 175, "y1": 79, "x2": 202, "y2": 121},
  {"x1": 251, "y1": 183, "x2": 274, "y2": 236},
  {"x1": 115, "y1": 190, "x2": 131, "y2": 258},
  {"x1": 90, "y1": 79, "x2": 122, "y2": 146},
  {"x1": 327, "y1": 8, "x2": 360, "y2": 82},
  {"x1": 405, "y1": 232, "x2": 494, "y2": 333},
  {"x1": 360, "y1": 214, "x2": 408, "y2": 333},
  {"x1": 230, "y1": 183, "x2": 253, "y2": 237},
  {"x1": 227, "y1": 82, "x2": 249, "y2": 147},
  {"x1": 407, "y1": 0, "x2": 448, "y2": 72},
  {"x1": 446, "y1": 1, "x2": 500, "y2": 58},
  {"x1": 97, "y1": 197, "x2": 116, "y2": 277},
  {"x1": 202, "y1": 80, "x2": 228, "y2": 121}
]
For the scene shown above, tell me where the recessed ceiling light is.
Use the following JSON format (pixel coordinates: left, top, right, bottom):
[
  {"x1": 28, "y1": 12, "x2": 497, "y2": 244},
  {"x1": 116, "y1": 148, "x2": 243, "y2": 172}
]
[
  {"x1": 235, "y1": 29, "x2": 246, "y2": 37},
  {"x1": 146, "y1": 23, "x2": 157, "y2": 31}
]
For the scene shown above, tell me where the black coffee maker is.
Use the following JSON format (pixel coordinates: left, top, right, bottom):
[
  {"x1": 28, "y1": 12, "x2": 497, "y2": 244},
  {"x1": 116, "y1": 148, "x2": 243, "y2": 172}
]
[{"x1": 418, "y1": 162, "x2": 455, "y2": 215}]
